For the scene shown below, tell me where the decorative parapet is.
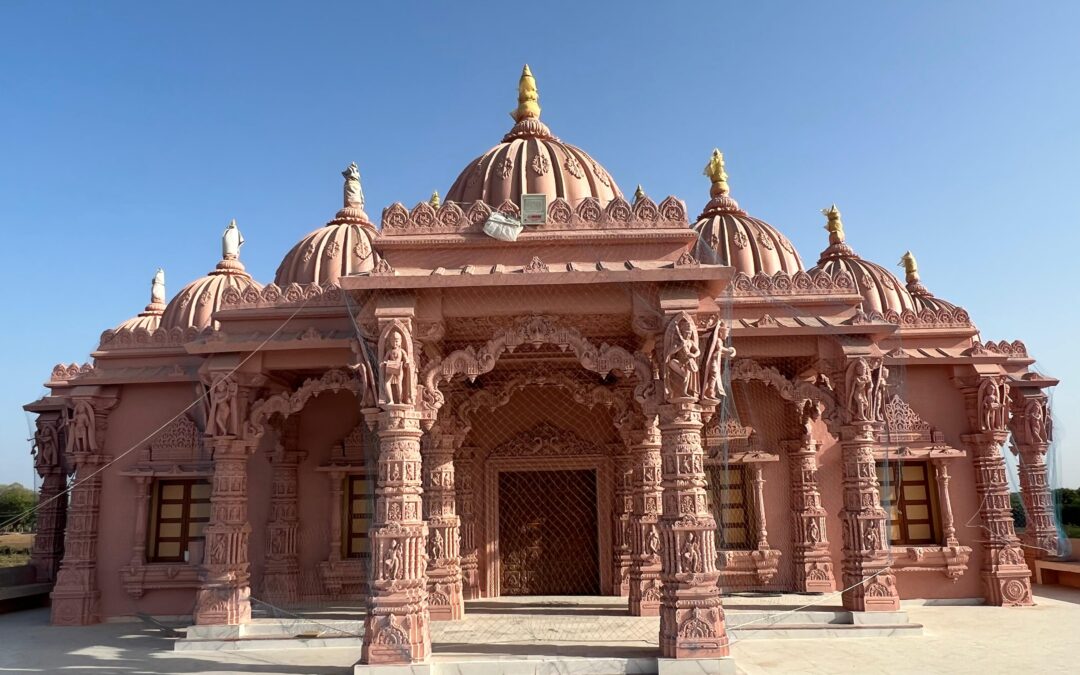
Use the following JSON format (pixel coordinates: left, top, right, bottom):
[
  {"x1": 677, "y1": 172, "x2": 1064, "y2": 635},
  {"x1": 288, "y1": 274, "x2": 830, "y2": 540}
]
[
  {"x1": 49, "y1": 362, "x2": 95, "y2": 382},
  {"x1": 966, "y1": 339, "x2": 1028, "y2": 358},
  {"x1": 728, "y1": 269, "x2": 856, "y2": 297},
  {"x1": 219, "y1": 281, "x2": 345, "y2": 309},
  {"x1": 380, "y1": 195, "x2": 689, "y2": 236},
  {"x1": 98, "y1": 326, "x2": 206, "y2": 350},
  {"x1": 861, "y1": 306, "x2": 972, "y2": 329}
]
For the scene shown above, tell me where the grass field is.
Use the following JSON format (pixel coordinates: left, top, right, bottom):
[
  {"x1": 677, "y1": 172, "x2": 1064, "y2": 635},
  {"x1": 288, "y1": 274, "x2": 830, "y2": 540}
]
[{"x1": 0, "y1": 533, "x2": 33, "y2": 567}]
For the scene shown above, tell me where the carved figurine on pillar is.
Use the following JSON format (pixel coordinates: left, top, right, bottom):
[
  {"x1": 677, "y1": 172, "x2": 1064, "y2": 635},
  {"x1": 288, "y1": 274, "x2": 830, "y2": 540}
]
[
  {"x1": 839, "y1": 358, "x2": 900, "y2": 612},
  {"x1": 422, "y1": 412, "x2": 466, "y2": 621},
  {"x1": 656, "y1": 312, "x2": 729, "y2": 658},
  {"x1": 784, "y1": 400, "x2": 835, "y2": 593},
  {"x1": 960, "y1": 374, "x2": 1032, "y2": 606},
  {"x1": 263, "y1": 417, "x2": 305, "y2": 605},
  {"x1": 30, "y1": 416, "x2": 67, "y2": 583},
  {"x1": 361, "y1": 317, "x2": 431, "y2": 665},
  {"x1": 1010, "y1": 392, "x2": 1061, "y2": 562},
  {"x1": 455, "y1": 445, "x2": 481, "y2": 599},
  {"x1": 194, "y1": 372, "x2": 261, "y2": 626},
  {"x1": 626, "y1": 410, "x2": 664, "y2": 616}
]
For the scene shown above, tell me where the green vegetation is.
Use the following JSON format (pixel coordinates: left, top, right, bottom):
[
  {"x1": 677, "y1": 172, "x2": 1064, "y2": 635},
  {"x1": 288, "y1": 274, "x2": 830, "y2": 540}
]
[
  {"x1": 0, "y1": 483, "x2": 36, "y2": 533},
  {"x1": 1011, "y1": 487, "x2": 1080, "y2": 540}
]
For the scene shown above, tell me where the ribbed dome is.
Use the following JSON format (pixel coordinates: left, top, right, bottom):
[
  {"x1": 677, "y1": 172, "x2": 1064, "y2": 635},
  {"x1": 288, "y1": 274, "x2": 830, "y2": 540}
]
[
  {"x1": 162, "y1": 222, "x2": 262, "y2": 330},
  {"x1": 275, "y1": 206, "x2": 378, "y2": 286},
  {"x1": 445, "y1": 65, "x2": 622, "y2": 208},
  {"x1": 691, "y1": 151, "x2": 802, "y2": 274}
]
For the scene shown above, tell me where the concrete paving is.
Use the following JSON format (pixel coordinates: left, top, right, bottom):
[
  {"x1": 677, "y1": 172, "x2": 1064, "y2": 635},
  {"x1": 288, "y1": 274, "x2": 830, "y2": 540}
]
[{"x1": 0, "y1": 586, "x2": 1076, "y2": 674}]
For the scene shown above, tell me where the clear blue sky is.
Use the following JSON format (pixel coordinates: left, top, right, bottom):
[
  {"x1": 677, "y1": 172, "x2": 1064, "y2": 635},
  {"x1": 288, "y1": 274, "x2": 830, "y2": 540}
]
[{"x1": 1, "y1": 1, "x2": 1077, "y2": 488}]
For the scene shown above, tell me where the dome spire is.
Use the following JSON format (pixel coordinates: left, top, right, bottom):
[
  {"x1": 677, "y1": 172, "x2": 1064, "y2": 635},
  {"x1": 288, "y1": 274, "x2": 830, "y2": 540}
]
[
  {"x1": 429, "y1": 190, "x2": 441, "y2": 208},
  {"x1": 633, "y1": 184, "x2": 646, "y2": 204},
  {"x1": 222, "y1": 219, "x2": 244, "y2": 260},
  {"x1": 704, "y1": 149, "x2": 730, "y2": 198},
  {"x1": 151, "y1": 268, "x2": 166, "y2": 306},
  {"x1": 821, "y1": 204, "x2": 845, "y2": 245},
  {"x1": 898, "y1": 251, "x2": 919, "y2": 284},
  {"x1": 511, "y1": 64, "x2": 541, "y2": 122},
  {"x1": 343, "y1": 162, "x2": 365, "y2": 209}
]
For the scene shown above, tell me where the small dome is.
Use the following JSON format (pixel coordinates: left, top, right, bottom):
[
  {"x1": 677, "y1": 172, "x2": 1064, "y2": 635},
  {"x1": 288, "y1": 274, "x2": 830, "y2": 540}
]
[
  {"x1": 445, "y1": 65, "x2": 622, "y2": 208},
  {"x1": 115, "y1": 269, "x2": 167, "y2": 332},
  {"x1": 691, "y1": 150, "x2": 803, "y2": 275},
  {"x1": 162, "y1": 222, "x2": 262, "y2": 330}
]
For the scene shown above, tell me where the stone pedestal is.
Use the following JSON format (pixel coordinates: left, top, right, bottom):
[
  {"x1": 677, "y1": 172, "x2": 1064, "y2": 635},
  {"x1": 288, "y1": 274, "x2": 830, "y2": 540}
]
[
  {"x1": 422, "y1": 421, "x2": 465, "y2": 621},
  {"x1": 361, "y1": 406, "x2": 431, "y2": 665},
  {"x1": 783, "y1": 439, "x2": 835, "y2": 593},
  {"x1": 628, "y1": 415, "x2": 663, "y2": 617},
  {"x1": 195, "y1": 437, "x2": 255, "y2": 625},
  {"x1": 51, "y1": 453, "x2": 106, "y2": 626},
  {"x1": 839, "y1": 424, "x2": 899, "y2": 612},
  {"x1": 657, "y1": 401, "x2": 729, "y2": 659}
]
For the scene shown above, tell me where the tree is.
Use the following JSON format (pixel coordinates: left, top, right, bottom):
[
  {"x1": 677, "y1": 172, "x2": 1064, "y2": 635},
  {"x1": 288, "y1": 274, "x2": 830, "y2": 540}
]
[
  {"x1": 1010, "y1": 492, "x2": 1026, "y2": 529},
  {"x1": 0, "y1": 483, "x2": 37, "y2": 533}
]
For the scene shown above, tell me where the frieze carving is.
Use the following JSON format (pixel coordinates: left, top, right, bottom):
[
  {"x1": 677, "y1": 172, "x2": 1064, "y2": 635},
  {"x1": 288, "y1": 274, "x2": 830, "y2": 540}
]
[
  {"x1": 379, "y1": 196, "x2": 689, "y2": 236},
  {"x1": 489, "y1": 421, "x2": 604, "y2": 458}
]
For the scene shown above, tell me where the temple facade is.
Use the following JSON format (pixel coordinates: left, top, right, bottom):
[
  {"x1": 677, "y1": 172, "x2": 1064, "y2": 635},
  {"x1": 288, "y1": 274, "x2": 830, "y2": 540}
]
[{"x1": 23, "y1": 66, "x2": 1061, "y2": 666}]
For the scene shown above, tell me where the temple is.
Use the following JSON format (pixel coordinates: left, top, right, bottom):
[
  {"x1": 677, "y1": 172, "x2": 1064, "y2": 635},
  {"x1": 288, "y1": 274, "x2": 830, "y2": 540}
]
[{"x1": 23, "y1": 65, "x2": 1061, "y2": 669}]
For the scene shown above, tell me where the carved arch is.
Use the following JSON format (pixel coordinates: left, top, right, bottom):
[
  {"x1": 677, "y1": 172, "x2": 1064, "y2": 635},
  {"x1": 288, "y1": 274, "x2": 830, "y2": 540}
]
[
  {"x1": 456, "y1": 370, "x2": 630, "y2": 429},
  {"x1": 246, "y1": 368, "x2": 371, "y2": 440},
  {"x1": 728, "y1": 358, "x2": 841, "y2": 432},
  {"x1": 421, "y1": 315, "x2": 653, "y2": 414}
]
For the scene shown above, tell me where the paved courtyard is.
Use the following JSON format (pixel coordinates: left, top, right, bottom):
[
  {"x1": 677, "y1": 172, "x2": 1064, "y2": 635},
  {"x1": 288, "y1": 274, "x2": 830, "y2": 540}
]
[{"x1": 0, "y1": 586, "x2": 1076, "y2": 674}]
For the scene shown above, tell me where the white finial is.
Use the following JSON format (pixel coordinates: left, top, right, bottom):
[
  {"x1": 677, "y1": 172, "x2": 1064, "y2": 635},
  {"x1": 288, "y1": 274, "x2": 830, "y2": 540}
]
[
  {"x1": 151, "y1": 268, "x2": 166, "y2": 304},
  {"x1": 222, "y1": 219, "x2": 244, "y2": 259},
  {"x1": 343, "y1": 162, "x2": 365, "y2": 208}
]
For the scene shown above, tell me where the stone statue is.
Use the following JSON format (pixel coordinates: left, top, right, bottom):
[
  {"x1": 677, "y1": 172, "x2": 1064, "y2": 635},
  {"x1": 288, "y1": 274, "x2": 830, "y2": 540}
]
[
  {"x1": 66, "y1": 401, "x2": 96, "y2": 454},
  {"x1": 646, "y1": 525, "x2": 661, "y2": 557},
  {"x1": 380, "y1": 329, "x2": 414, "y2": 405},
  {"x1": 702, "y1": 321, "x2": 736, "y2": 401},
  {"x1": 343, "y1": 162, "x2": 364, "y2": 208},
  {"x1": 822, "y1": 204, "x2": 845, "y2": 246},
  {"x1": 151, "y1": 268, "x2": 166, "y2": 305},
  {"x1": 872, "y1": 361, "x2": 889, "y2": 422},
  {"x1": 801, "y1": 399, "x2": 819, "y2": 441},
  {"x1": 807, "y1": 518, "x2": 821, "y2": 545},
  {"x1": 431, "y1": 529, "x2": 444, "y2": 560},
  {"x1": 207, "y1": 376, "x2": 238, "y2": 437},
  {"x1": 846, "y1": 359, "x2": 874, "y2": 423},
  {"x1": 663, "y1": 314, "x2": 701, "y2": 401},
  {"x1": 1027, "y1": 401, "x2": 1047, "y2": 443},
  {"x1": 979, "y1": 379, "x2": 1009, "y2": 432},
  {"x1": 898, "y1": 251, "x2": 919, "y2": 285},
  {"x1": 680, "y1": 532, "x2": 701, "y2": 574},
  {"x1": 382, "y1": 539, "x2": 402, "y2": 581},
  {"x1": 222, "y1": 219, "x2": 244, "y2": 260},
  {"x1": 33, "y1": 420, "x2": 59, "y2": 470},
  {"x1": 703, "y1": 148, "x2": 729, "y2": 197}
]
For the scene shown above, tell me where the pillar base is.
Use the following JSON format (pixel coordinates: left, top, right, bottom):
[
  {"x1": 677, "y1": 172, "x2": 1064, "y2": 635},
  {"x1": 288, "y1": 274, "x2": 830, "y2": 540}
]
[
  {"x1": 50, "y1": 590, "x2": 99, "y2": 626},
  {"x1": 194, "y1": 585, "x2": 252, "y2": 626},
  {"x1": 361, "y1": 607, "x2": 431, "y2": 665},
  {"x1": 427, "y1": 576, "x2": 465, "y2": 621},
  {"x1": 629, "y1": 572, "x2": 663, "y2": 616}
]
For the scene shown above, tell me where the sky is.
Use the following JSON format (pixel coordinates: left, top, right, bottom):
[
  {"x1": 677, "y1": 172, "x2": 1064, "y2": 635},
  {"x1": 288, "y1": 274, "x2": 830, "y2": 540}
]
[{"x1": 0, "y1": 1, "x2": 1077, "y2": 488}]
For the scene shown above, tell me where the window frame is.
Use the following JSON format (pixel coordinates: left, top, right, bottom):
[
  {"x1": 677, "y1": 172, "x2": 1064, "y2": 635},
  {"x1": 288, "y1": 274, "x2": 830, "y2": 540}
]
[
  {"x1": 707, "y1": 464, "x2": 752, "y2": 551},
  {"x1": 344, "y1": 472, "x2": 374, "y2": 560},
  {"x1": 877, "y1": 460, "x2": 938, "y2": 546},
  {"x1": 148, "y1": 479, "x2": 211, "y2": 563}
]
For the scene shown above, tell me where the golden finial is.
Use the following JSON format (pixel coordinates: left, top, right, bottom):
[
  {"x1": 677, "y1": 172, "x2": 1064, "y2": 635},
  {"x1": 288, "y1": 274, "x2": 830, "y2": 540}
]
[
  {"x1": 821, "y1": 204, "x2": 845, "y2": 245},
  {"x1": 634, "y1": 184, "x2": 646, "y2": 204},
  {"x1": 898, "y1": 251, "x2": 919, "y2": 284},
  {"x1": 511, "y1": 64, "x2": 541, "y2": 122},
  {"x1": 703, "y1": 148, "x2": 729, "y2": 198},
  {"x1": 429, "y1": 190, "x2": 441, "y2": 209}
]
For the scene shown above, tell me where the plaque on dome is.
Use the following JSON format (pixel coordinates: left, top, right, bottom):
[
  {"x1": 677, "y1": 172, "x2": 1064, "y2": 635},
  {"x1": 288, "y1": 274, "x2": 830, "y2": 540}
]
[{"x1": 520, "y1": 193, "x2": 548, "y2": 226}]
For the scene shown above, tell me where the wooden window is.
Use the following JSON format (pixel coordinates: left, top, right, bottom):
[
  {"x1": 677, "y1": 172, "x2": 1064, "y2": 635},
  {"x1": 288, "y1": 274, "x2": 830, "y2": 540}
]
[
  {"x1": 148, "y1": 479, "x2": 211, "y2": 563},
  {"x1": 877, "y1": 461, "x2": 937, "y2": 545},
  {"x1": 345, "y1": 473, "x2": 374, "y2": 559},
  {"x1": 707, "y1": 465, "x2": 751, "y2": 551}
]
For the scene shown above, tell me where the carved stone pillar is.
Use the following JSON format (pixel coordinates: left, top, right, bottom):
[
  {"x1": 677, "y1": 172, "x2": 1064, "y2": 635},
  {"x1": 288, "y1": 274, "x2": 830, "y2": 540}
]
[
  {"x1": 612, "y1": 450, "x2": 634, "y2": 596},
  {"x1": 195, "y1": 437, "x2": 255, "y2": 625},
  {"x1": 327, "y1": 470, "x2": 346, "y2": 566},
  {"x1": 423, "y1": 418, "x2": 465, "y2": 620},
  {"x1": 129, "y1": 475, "x2": 152, "y2": 568},
  {"x1": 932, "y1": 460, "x2": 959, "y2": 546},
  {"x1": 839, "y1": 422, "x2": 900, "y2": 611},
  {"x1": 263, "y1": 422, "x2": 305, "y2": 605},
  {"x1": 1010, "y1": 393, "x2": 1059, "y2": 563},
  {"x1": 456, "y1": 445, "x2": 480, "y2": 600},
  {"x1": 628, "y1": 414, "x2": 663, "y2": 616},
  {"x1": 783, "y1": 438, "x2": 835, "y2": 593},
  {"x1": 31, "y1": 467, "x2": 68, "y2": 583}
]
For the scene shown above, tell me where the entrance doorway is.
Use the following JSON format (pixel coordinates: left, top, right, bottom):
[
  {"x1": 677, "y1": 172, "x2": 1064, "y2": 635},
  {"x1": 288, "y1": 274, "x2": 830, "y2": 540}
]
[{"x1": 498, "y1": 469, "x2": 600, "y2": 595}]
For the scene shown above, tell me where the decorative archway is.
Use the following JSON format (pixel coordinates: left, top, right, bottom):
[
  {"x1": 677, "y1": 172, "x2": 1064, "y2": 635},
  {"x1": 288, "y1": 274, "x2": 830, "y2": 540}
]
[{"x1": 245, "y1": 367, "x2": 373, "y2": 440}]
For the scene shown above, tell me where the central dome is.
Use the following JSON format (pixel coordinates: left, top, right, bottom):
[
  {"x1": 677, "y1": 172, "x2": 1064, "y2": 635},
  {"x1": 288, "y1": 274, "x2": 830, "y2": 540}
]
[{"x1": 445, "y1": 65, "x2": 622, "y2": 207}]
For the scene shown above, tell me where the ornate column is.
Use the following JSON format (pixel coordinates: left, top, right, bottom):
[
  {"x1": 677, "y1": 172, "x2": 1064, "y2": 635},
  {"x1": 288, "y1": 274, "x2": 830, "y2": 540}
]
[
  {"x1": 1010, "y1": 392, "x2": 1060, "y2": 563},
  {"x1": 327, "y1": 469, "x2": 346, "y2": 566},
  {"x1": 129, "y1": 475, "x2": 153, "y2": 569},
  {"x1": 958, "y1": 374, "x2": 1033, "y2": 605},
  {"x1": 456, "y1": 445, "x2": 481, "y2": 600},
  {"x1": 422, "y1": 416, "x2": 466, "y2": 620},
  {"x1": 783, "y1": 401, "x2": 835, "y2": 593},
  {"x1": 51, "y1": 395, "x2": 116, "y2": 626},
  {"x1": 656, "y1": 312, "x2": 728, "y2": 659},
  {"x1": 838, "y1": 358, "x2": 899, "y2": 612},
  {"x1": 29, "y1": 414, "x2": 67, "y2": 583},
  {"x1": 627, "y1": 413, "x2": 663, "y2": 616},
  {"x1": 612, "y1": 449, "x2": 635, "y2": 596},
  {"x1": 263, "y1": 418, "x2": 305, "y2": 605},
  {"x1": 195, "y1": 372, "x2": 261, "y2": 626},
  {"x1": 361, "y1": 317, "x2": 430, "y2": 665}
]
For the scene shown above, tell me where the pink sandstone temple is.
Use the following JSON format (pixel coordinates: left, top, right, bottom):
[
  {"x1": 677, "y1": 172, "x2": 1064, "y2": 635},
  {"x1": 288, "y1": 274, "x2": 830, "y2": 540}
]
[{"x1": 23, "y1": 66, "x2": 1061, "y2": 669}]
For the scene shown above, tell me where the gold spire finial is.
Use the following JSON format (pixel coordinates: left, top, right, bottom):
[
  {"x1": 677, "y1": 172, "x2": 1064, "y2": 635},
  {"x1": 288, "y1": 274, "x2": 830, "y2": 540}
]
[
  {"x1": 429, "y1": 190, "x2": 441, "y2": 208},
  {"x1": 703, "y1": 148, "x2": 729, "y2": 198},
  {"x1": 821, "y1": 204, "x2": 845, "y2": 245},
  {"x1": 511, "y1": 64, "x2": 541, "y2": 123},
  {"x1": 634, "y1": 184, "x2": 646, "y2": 204},
  {"x1": 898, "y1": 251, "x2": 919, "y2": 284}
]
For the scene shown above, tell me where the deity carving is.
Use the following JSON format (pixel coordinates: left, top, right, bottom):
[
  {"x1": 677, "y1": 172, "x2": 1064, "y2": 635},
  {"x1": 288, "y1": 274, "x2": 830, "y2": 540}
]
[
  {"x1": 800, "y1": 399, "x2": 820, "y2": 441},
  {"x1": 808, "y1": 518, "x2": 821, "y2": 544},
  {"x1": 680, "y1": 533, "x2": 701, "y2": 574},
  {"x1": 845, "y1": 358, "x2": 888, "y2": 423},
  {"x1": 702, "y1": 321, "x2": 736, "y2": 401},
  {"x1": 430, "y1": 529, "x2": 444, "y2": 560},
  {"x1": 1026, "y1": 399, "x2": 1049, "y2": 444},
  {"x1": 663, "y1": 313, "x2": 701, "y2": 401},
  {"x1": 343, "y1": 162, "x2": 364, "y2": 208},
  {"x1": 978, "y1": 378, "x2": 1010, "y2": 432},
  {"x1": 33, "y1": 419, "x2": 60, "y2": 470},
  {"x1": 66, "y1": 401, "x2": 96, "y2": 455},
  {"x1": 379, "y1": 325, "x2": 415, "y2": 406},
  {"x1": 382, "y1": 539, "x2": 402, "y2": 581},
  {"x1": 206, "y1": 375, "x2": 239, "y2": 437},
  {"x1": 646, "y1": 526, "x2": 661, "y2": 557}
]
